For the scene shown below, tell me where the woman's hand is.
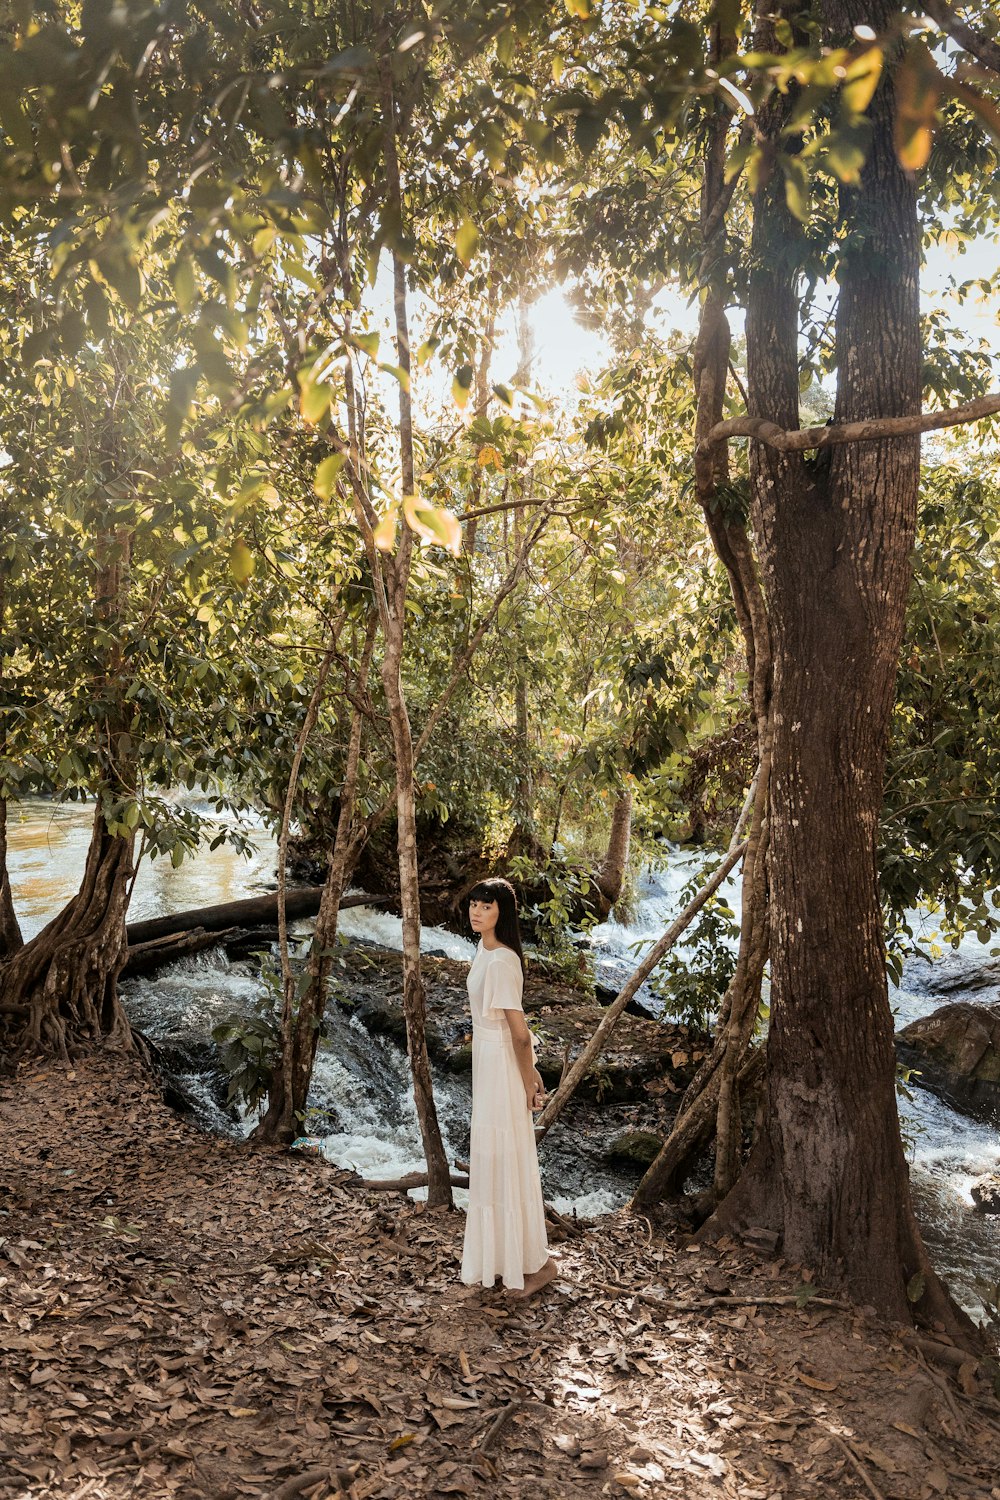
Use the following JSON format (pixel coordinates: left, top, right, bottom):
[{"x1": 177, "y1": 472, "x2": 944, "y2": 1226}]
[{"x1": 526, "y1": 1068, "x2": 546, "y2": 1113}]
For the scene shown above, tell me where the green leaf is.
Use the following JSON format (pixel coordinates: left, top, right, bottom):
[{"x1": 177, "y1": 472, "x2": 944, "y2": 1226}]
[
  {"x1": 300, "y1": 380, "x2": 334, "y2": 424},
  {"x1": 229, "y1": 538, "x2": 255, "y2": 585},
  {"x1": 350, "y1": 330, "x2": 380, "y2": 358},
  {"x1": 781, "y1": 153, "x2": 810, "y2": 222},
  {"x1": 841, "y1": 47, "x2": 883, "y2": 117},
  {"x1": 455, "y1": 217, "x2": 480, "y2": 267},
  {"x1": 379, "y1": 361, "x2": 411, "y2": 392},
  {"x1": 575, "y1": 108, "x2": 605, "y2": 155},
  {"x1": 452, "y1": 364, "x2": 474, "y2": 409},
  {"x1": 906, "y1": 1271, "x2": 926, "y2": 1304},
  {"x1": 314, "y1": 453, "x2": 346, "y2": 499},
  {"x1": 894, "y1": 42, "x2": 939, "y2": 172},
  {"x1": 171, "y1": 257, "x2": 197, "y2": 315}
]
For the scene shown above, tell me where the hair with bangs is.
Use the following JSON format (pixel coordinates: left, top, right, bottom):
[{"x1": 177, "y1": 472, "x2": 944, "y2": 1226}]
[{"x1": 467, "y1": 876, "x2": 524, "y2": 971}]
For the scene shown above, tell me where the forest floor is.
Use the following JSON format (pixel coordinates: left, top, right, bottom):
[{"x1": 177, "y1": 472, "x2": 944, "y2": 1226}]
[{"x1": 2, "y1": 1053, "x2": 1000, "y2": 1500}]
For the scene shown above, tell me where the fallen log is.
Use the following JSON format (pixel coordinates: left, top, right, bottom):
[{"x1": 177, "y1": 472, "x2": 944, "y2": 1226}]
[
  {"x1": 122, "y1": 926, "x2": 239, "y2": 979},
  {"x1": 350, "y1": 1170, "x2": 471, "y2": 1192},
  {"x1": 126, "y1": 888, "x2": 382, "y2": 947}
]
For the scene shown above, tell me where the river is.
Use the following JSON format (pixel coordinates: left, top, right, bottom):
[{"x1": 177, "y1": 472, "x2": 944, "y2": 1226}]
[{"x1": 6, "y1": 799, "x2": 999, "y2": 1322}]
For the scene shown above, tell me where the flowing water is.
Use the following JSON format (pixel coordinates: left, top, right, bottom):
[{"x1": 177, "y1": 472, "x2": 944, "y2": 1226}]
[{"x1": 6, "y1": 799, "x2": 999, "y2": 1319}]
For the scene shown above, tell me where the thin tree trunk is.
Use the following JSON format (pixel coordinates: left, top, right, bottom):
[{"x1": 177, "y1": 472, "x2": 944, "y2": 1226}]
[
  {"x1": 594, "y1": 788, "x2": 632, "y2": 916},
  {"x1": 707, "y1": 0, "x2": 967, "y2": 1334},
  {"x1": 270, "y1": 632, "x2": 341, "y2": 1138},
  {"x1": 0, "y1": 555, "x2": 23, "y2": 957},
  {"x1": 633, "y1": 11, "x2": 773, "y2": 1210},
  {"x1": 376, "y1": 52, "x2": 451, "y2": 1208},
  {"x1": 464, "y1": 282, "x2": 498, "y2": 558},
  {"x1": 254, "y1": 612, "x2": 377, "y2": 1144}
]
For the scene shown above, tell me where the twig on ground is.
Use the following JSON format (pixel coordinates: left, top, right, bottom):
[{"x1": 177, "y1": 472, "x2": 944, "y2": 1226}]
[
  {"x1": 596, "y1": 1279, "x2": 851, "y2": 1314},
  {"x1": 912, "y1": 1346, "x2": 969, "y2": 1437},
  {"x1": 476, "y1": 1399, "x2": 524, "y2": 1452},
  {"x1": 544, "y1": 1202, "x2": 583, "y2": 1236},
  {"x1": 273, "y1": 1469, "x2": 332, "y2": 1500},
  {"x1": 826, "y1": 1431, "x2": 885, "y2": 1500}
]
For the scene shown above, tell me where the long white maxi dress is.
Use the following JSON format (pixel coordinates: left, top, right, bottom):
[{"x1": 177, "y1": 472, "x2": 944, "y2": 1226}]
[{"x1": 460, "y1": 942, "x2": 549, "y2": 1290}]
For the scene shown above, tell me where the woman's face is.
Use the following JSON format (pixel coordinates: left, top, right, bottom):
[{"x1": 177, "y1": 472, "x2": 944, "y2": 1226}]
[{"x1": 469, "y1": 897, "x2": 499, "y2": 938}]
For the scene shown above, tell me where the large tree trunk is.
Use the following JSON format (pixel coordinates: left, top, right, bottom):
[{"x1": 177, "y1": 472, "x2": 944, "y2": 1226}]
[
  {"x1": 0, "y1": 800, "x2": 22, "y2": 959},
  {"x1": 0, "y1": 809, "x2": 135, "y2": 1059},
  {"x1": 1, "y1": 493, "x2": 137, "y2": 1060},
  {"x1": 708, "y1": 0, "x2": 965, "y2": 1333}
]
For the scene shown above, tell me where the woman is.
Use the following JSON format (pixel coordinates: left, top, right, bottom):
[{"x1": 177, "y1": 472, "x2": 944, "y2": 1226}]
[{"x1": 460, "y1": 877, "x2": 558, "y2": 1297}]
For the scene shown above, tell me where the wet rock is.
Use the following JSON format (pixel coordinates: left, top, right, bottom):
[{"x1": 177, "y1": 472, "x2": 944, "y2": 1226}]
[
  {"x1": 897, "y1": 1002, "x2": 1000, "y2": 1126},
  {"x1": 604, "y1": 1130, "x2": 665, "y2": 1167},
  {"x1": 908, "y1": 953, "x2": 1000, "y2": 998},
  {"x1": 971, "y1": 1174, "x2": 1000, "y2": 1214},
  {"x1": 328, "y1": 946, "x2": 704, "y2": 1105}
]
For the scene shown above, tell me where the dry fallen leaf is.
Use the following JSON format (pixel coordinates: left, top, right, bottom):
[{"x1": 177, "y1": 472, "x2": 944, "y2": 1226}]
[{"x1": 795, "y1": 1370, "x2": 839, "y2": 1392}]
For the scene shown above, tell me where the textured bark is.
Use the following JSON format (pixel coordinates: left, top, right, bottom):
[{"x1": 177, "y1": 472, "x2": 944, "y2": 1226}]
[
  {"x1": 633, "y1": 12, "x2": 772, "y2": 1211},
  {"x1": 0, "y1": 809, "x2": 135, "y2": 1060},
  {"x1": 594, "y1": 789, "x2": 633, "y2": 915},
  {"x1": 254, "y1": 615, "x2": 377, "y2": 1145},
  {"x1": 1, "y1": 509, "x2": 136, "y2": 1059},
  {"x1": 0, "y1": 800, "x2": 22, "y2": 959},
  {"x1": 707, "y1": 0, "x2": 967, "y2": 1334},
  {"x1": 0, "y1": 553, "x2": 22, "y2": 958},
  {"x1": 360, "y1": 56, "x2": 451, "y2": 1207}
]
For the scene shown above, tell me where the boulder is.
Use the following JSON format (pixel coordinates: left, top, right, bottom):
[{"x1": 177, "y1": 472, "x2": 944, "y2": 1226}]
[
  {"x1": 971, "y1": 1174, "x2": 1000, "y2": 1215},
  {"x1": 604, "y1": 1130, "x2": 665, "y2": 1167},
  {"x1": 897, "y1": 1002, "x2": 1000, "y2": 1125}
]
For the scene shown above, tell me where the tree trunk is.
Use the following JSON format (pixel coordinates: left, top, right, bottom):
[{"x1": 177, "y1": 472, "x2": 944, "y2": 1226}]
[
  {"x1": 380, "y1": 612, "x2": 452, "y2": 1206},
  {"x1": 0, "y1": 809, "x2": 135, "y2": 1059},
  {"x1": 361, "y1": 55, "x2": 452, "y2": 1208},
  {"x1": 1, "y1": 492, "x2": 137, "y2": 1060},
  {"x1": 594, "y1": 788, "x2": 632, "y2": 916},
  {"x1": 707, "y1": 0, "x2": 967, "y2": 1333},
  {"x1": 536, "y1": 830, "x2": 748, "y2": 1141},
  {"x1": 633, "y1": 11, "x2": 773, "y2": 1210},
  {"x1": 0, "y1": 799, "x2": 22, "y2": 959},
  {"x1": 254, "y1": 614, "x2": 377, "y2": 1145}
]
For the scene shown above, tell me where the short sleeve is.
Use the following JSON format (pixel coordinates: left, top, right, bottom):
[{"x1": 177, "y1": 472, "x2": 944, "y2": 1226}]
[{"x1": 484, "y1": 952, "x2": 524, "y2": 1012}]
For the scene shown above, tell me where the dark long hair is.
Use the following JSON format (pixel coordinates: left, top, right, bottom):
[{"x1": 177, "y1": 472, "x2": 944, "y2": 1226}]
[{"x1": 467, "y1": 876, "x2": 524, "y2": 972}]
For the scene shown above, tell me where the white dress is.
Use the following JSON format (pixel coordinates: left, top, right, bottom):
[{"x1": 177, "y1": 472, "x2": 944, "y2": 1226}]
[{"x1": 460, "y1": 942, "x2": 549, "y2": 1290}]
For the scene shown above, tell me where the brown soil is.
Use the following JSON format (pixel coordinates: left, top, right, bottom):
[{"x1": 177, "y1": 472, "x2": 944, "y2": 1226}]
[{"x1": 2, "y1": 1052, "x2": 999, "y2": 1500}]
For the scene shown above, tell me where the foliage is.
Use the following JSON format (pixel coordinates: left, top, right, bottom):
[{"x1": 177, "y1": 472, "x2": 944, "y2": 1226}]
[
  {"x1": 211, "y1": 956, "x2": 285, "y2": 1113},
  {"x1": 645, "y1": 876, "x2": 740, "y2": 1035},
  {"x1": 883, "y1": 467, "x2": 1000, "y2": 955}
]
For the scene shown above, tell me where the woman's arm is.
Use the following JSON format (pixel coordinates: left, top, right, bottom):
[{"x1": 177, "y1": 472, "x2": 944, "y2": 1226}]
[{"x1": 500, "y1": 1008, "x2": 545, "y2": 1109}]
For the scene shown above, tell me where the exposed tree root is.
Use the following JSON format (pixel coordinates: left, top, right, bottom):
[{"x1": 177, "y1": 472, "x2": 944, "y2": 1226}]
[{"x1": 0, "y1": 812, "x2": 136, "y2": 1062}]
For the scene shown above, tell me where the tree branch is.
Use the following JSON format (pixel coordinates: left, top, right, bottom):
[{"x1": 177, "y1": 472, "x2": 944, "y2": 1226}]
[
  {"x1": 924, "y1": 0, "x2": 1000, "y2": 76},
  {"x1": 701, "y1": 392, "x2": 1000, "y2": 454}
]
